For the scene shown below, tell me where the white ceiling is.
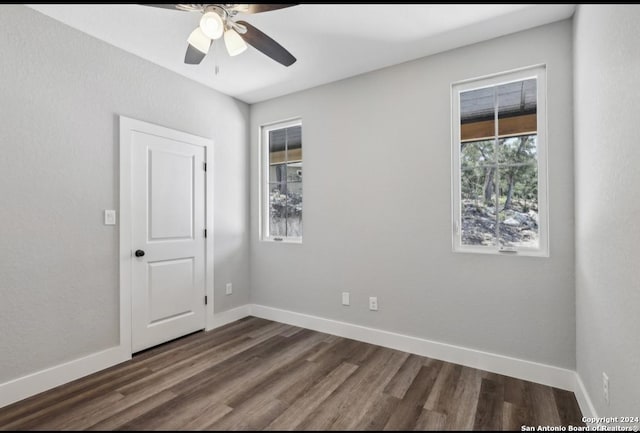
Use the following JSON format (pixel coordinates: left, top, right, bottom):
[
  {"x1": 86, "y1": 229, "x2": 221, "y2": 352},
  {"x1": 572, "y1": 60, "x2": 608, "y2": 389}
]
[{"x1": 27, "y1": 4, "x2": 575, "y2": 104}]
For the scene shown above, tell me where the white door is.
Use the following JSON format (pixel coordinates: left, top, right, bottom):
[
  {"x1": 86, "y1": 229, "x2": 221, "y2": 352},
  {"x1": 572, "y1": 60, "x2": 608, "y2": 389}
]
[{"x1": 130, "y1": 126, "x2": 207, "y2": 353}]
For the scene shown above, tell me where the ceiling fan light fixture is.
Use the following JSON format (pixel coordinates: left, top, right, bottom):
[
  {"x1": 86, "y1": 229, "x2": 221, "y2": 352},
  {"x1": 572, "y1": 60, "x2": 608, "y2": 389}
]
[
  {"x1": 224, "y1": 28, "x2": 248, "y2": 56},
  {"x1": 199, "y1": 11, "x2": 224, "y2": 40},
  {"x1": 142, "y1": 4, "x2": 298, "y2": 67},
  {"x1": 187, "y1": 27, "x2": 211, "y2": 54}
]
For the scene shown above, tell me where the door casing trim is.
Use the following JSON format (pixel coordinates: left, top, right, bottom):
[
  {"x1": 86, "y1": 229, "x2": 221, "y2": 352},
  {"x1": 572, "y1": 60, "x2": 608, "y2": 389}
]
[{"x1": 119, "y1": 116, "x2": 215, "y2": 355}]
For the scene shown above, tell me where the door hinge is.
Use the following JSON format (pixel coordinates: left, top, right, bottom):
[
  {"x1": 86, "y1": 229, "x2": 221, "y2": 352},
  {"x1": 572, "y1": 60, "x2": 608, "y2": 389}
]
[
  {"x1": 204, "y1": 229, "x2": 207, "y2": 238},
  {"x1": 205, "y1": 295, "x2": 208, "y2": 305},
  {"x1": 203, "y1": 162, "x2": 207, "y2": 171}
]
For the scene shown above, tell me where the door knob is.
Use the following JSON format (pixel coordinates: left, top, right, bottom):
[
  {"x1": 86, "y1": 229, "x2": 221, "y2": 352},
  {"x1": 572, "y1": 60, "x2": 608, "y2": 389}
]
[{"x1": 135, "y1": 249, "x2": 145, "y2": 257}]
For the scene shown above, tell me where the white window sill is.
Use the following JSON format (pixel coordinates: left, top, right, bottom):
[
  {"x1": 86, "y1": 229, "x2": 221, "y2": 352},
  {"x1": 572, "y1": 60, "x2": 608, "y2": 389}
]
[
  {"x1": 453, "y1": 246, "x2": 549, "y2": 258},
  {"x1": 261, "y1": 237, "x2": 303, "y2": 244}
]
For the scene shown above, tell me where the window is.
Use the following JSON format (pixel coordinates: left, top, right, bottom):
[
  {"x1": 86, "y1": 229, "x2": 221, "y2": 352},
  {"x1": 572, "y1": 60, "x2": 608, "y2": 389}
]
[
  {"x1": 452, "y1": 65, "x2": 548, "y2": 256},
  {"x1": 260, "y1": 119, "x2": 302, "y2": 242}
]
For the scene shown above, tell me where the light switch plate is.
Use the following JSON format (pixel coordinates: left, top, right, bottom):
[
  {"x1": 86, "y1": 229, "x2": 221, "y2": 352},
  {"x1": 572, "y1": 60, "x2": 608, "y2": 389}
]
[
  {"x1": 342, "y1": 292, "x2": 350, "y2": 306},
  {"x1": 104, "y1": 210, "x2": 116, "y2": 225}
]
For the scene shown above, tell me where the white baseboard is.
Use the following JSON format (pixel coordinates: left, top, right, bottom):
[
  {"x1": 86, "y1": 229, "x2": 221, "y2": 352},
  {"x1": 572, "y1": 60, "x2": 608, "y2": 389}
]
[
  {"x1": 0, "y1": 304, "x2": 253, "y2": 410},
  {"x1": 574, "y1": 373, "x2": 598, "y2": 420},
  {"x1": 0, "y1": 345, "x2": 130, "y2": 409},
  {"x1": 0, "y1": 304, "x2": 254, "y2": 410},
  {"x1": 251, "y1": 304, "x2": 576, "y2": 392},
  {"x1": 1, "y1": 303, "x2": 597, "y2": 419},
  {"x1": 207, "y1": 304, "x2": 252, "y2": 331}
]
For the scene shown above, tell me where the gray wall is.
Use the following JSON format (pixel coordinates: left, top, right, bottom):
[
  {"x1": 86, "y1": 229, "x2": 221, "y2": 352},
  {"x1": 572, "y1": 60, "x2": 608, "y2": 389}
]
[
  {"x1": 0, "y1": 5, "x2": 250, "y2": 383},
  {"x1": 250, "y1": 20, "x2": 575, "y2": 368},
  {"x1": 574, "y1": 5, "x2": 640, "y2": 415}
]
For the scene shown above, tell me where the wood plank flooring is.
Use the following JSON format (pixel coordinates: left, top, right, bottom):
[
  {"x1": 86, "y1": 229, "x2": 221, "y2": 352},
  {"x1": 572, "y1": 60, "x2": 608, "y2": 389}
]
[{"x1": 0, "y1": 317, "x2": 585, "y2": 431}]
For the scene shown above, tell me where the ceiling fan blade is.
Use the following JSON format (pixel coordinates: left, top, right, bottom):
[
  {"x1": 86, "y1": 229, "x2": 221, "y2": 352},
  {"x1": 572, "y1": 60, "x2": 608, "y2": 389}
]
[
  {"x1": 236, "y1": 20, "x2": 296, "y2": 67},
  {"x1": 241, "y1": 4, "x2": 299, "y2": 14},
  {"x1": 185, "y1": 44, "x2": 208, "y2": 65},
  {"x1": 139, "y1": 4, "x2": 183, "y2": 10}
]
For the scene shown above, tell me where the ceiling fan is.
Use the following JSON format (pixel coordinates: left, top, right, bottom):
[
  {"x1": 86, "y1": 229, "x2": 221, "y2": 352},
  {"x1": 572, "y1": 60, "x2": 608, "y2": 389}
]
[{"x1": 142, "y1": 4, "x2": 298, "y2": 67}]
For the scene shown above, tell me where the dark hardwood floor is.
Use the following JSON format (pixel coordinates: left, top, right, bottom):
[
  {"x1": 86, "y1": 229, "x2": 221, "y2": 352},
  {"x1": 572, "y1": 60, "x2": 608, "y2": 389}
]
[{"x1": 0, "y1": 317, "x2": 584, "y2": 430}]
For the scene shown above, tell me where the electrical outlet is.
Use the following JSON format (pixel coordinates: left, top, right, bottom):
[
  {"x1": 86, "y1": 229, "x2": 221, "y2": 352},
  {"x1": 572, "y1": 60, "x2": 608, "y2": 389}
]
[
  {"x1": 602, "y1": 372, "x2": 609, "y2": 404},
  {"x1": 104, "y1": 210, "x2": 116, "y2": 225},
  {"x1": 369, "y1": 296, "x2": 378, "y2": 311},
  {"x1": 342, "y1": 292, "x2": 350, "y2": 306},
  {"x1": 225, "y1": 283, "x2": 232, "y2": 295}
]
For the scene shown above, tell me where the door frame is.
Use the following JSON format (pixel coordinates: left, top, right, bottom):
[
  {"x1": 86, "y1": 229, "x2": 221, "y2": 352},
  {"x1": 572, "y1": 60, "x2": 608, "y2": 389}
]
[{"x1": 119, "y1": 115, "x2": 215, "y2": 355}]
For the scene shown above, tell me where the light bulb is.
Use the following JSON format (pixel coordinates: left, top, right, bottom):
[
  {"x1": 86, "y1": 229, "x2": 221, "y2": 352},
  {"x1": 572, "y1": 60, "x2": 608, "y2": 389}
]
[
  {"x1": 224, "y1": 28, "x2": 247, "y2": 56},
  {"x1": 199, "y1": 11, "x2": 224, "y2": 40},
  {"x1": 187, "y1": 27, "x2": 211, "y2": 54}
]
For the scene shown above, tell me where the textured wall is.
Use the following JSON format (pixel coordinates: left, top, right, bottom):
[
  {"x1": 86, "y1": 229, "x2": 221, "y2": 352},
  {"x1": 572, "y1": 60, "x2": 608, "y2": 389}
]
[
  {"x1": 574, "y1": 4, "x2": 640, "y2": 416},
  {"x1": 250, "y1": 20, "x2": 575, "y2": 368},
  {"x1": 0, "y1": 5, "x2": 250, "y2": 383}
]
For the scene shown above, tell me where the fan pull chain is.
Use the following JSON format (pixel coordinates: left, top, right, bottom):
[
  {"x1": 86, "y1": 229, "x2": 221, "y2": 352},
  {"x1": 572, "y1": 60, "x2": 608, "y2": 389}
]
[{"x1": 212, "y1": 41, "x2": 220, "y2": 76}]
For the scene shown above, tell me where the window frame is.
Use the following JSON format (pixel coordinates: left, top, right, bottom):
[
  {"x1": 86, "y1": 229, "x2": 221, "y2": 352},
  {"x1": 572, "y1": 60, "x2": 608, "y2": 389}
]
[
  {"x1": 259, "y1": 117, "x2": 303, "y2": 243},
  {"x1": 451, "y1": 65, "x2": 549, "y2": 257}
]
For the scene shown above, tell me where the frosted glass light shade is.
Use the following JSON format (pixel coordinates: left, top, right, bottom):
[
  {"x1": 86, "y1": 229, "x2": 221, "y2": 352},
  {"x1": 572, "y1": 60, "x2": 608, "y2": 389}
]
[
  {"x1": 200, "y1": 11, "x2": 224, "y2": 40},
  {"x1": 224, "y1": 28, "x2": 247, "y2": 56},
  {"x1": 187, "y1": 27, "x2": 211, "y2": 54}
]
